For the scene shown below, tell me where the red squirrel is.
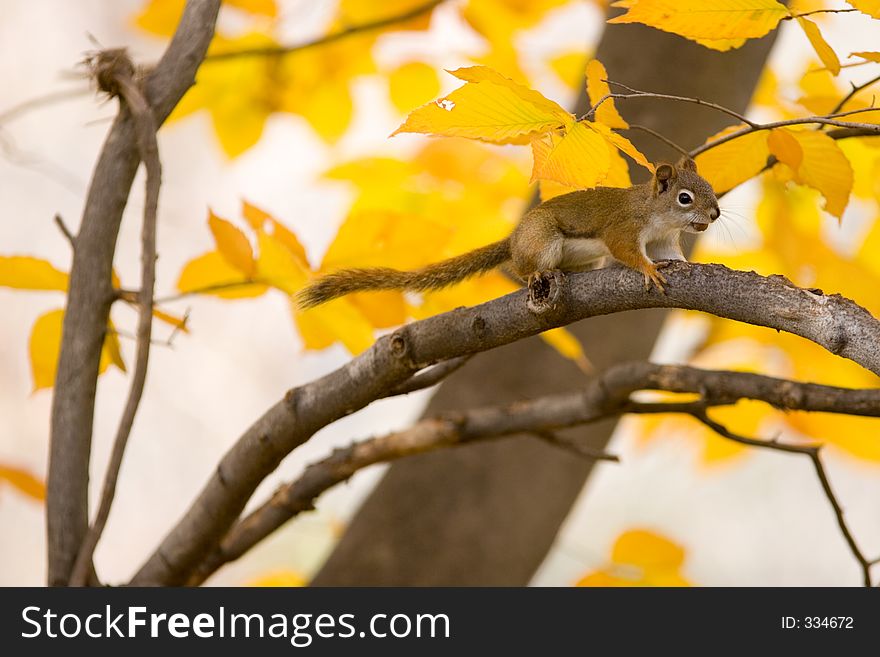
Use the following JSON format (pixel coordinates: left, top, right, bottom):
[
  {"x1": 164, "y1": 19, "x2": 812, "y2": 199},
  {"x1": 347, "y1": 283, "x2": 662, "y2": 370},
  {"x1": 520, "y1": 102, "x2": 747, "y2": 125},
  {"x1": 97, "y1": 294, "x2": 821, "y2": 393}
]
[{"x1": 298, "y1": 156, "x2": 719, "y2": 307}]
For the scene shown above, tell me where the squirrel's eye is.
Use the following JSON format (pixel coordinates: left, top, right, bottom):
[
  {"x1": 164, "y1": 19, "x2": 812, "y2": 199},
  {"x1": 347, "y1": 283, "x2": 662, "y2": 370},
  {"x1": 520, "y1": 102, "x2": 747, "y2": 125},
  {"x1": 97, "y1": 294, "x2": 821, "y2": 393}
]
[{"x1": 677, "y1": 190, "x2": 694, "y2": 206}]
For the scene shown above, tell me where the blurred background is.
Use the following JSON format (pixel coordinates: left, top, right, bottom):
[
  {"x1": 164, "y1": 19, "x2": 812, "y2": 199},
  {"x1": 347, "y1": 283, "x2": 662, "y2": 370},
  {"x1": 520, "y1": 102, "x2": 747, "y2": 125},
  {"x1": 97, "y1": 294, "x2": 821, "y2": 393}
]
[{"x1": 2, "y1": 0, "x2": 880, "y2": 586}]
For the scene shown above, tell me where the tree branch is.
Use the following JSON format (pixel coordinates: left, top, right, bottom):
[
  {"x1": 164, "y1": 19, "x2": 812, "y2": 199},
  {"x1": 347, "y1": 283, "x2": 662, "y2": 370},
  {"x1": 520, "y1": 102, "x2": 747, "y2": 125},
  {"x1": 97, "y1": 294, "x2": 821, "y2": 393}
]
[
  {"x1": 187, "y1": 361, "x2": 880, "y2": 584},
  {"x1": 689, "y1": 411, "x2": 874, "y2": 587},
  {"x1": 828, "y1": 73, "x2": 880, "y2": 117},
  {"x1": 46, "y1": 0, "x2": 220, "y2": 586},
  {"x1": 382, "y1": 356, "x2": 472, "y2": 398},
  {"x1": 583, "y1": 80, "x2": 880, "y2": 159},
  {"x1": 69, "y1": 49, "x2": 163, "y2": 587},
  {"x1": 204, "y1": 0, "x2": 444, "y2": 62},
  {"x1": 130, "y1": 263, "x2": 880, "y2": 585}
]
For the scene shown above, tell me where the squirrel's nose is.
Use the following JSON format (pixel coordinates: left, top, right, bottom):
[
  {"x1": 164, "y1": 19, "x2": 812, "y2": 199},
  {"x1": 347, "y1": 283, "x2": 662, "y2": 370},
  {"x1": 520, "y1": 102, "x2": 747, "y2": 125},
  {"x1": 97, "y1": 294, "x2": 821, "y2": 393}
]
[{"x1": 709, "y1": 206, "x2": 720, "y2": 221}]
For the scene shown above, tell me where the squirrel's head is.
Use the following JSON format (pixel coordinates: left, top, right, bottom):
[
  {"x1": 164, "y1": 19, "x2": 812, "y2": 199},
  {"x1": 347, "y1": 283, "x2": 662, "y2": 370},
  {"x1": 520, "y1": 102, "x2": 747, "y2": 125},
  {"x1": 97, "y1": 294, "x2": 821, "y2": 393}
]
[{"x1": 651, "y1": 157, "x2": 720, "y2": 234}]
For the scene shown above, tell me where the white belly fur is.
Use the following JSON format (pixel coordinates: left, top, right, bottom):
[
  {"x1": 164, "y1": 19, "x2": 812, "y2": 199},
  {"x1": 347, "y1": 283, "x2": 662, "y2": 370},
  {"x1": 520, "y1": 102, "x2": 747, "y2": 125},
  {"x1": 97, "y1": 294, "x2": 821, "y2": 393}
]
[{"x1": 560, "y1": 237, "x2": 610, "y2": 269}]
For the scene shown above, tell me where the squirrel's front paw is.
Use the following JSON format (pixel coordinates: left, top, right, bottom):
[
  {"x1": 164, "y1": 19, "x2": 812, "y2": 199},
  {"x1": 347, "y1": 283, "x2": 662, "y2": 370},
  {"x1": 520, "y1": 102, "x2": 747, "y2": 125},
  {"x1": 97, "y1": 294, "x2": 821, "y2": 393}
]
[
  {"x1": 527, "y1": 269, "x2": 564, "y2": 313},
  {"x1": 642, "y1": 262, "x2": 668, "y2": 294}
]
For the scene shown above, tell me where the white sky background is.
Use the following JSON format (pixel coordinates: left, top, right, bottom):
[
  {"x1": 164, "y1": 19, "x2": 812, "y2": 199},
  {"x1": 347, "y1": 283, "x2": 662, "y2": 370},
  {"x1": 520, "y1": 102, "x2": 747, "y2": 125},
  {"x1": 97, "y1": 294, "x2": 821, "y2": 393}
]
[{"x1": 0, "y1": 0, "x2": 878, "y2": 586}]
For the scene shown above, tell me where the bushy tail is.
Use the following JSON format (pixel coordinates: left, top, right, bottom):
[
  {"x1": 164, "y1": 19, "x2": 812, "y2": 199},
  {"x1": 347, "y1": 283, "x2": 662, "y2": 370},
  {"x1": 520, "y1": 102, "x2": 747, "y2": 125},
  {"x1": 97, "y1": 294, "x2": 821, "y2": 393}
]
[{"x1": 296, "y1": 239, "x2": 511, "y2": 309}]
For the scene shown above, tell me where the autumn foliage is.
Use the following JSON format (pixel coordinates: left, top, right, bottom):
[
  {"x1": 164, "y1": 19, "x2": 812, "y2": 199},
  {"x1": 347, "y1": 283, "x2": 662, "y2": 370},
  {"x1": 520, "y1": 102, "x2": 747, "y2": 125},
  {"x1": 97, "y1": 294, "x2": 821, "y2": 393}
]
[{"x1": 4, "y1": 0, "x2": 880, "y2": 586}]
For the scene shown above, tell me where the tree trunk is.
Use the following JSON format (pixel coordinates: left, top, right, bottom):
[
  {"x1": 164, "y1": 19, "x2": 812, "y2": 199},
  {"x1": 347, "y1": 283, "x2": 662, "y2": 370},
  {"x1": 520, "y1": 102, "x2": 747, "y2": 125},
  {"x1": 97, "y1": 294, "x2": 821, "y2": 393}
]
[{"x1": 312, "y1": 13, "x2": 779, "y2": 586}]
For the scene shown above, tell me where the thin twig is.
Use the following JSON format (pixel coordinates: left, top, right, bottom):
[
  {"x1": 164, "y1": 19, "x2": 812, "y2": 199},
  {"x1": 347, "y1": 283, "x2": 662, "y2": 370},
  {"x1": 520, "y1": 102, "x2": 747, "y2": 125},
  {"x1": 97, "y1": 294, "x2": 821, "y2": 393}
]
[
  {"x1": 587, "y1": 80, "x2": 758, "y2": 127},
  {"x1": 828, "y1": 73, "x2": 880, "y2": 117},
  {"x1": 690, "y1": 108, "x2": 880, "y2": 157},
  {"x1": 69, "y1": 50, "x2": 162, "y2": 587},
  {"x1": 783, "y1": 8, "x2": 858, "y2": 20},
  {"x1": 581, "y1": 78, "x2": 880, "y2": 159},
  {"x1": 531, "y1": 431, "x2": 619, "y2": 462},
  {"x1": 383, "y1": 356, "x2": 472, "y2": 398},
  {"x1": 205, "y1": 0, "x2": 444, "y2": 62},
  {"x1": 0, "y1": 87, "x2": 90, "y2": 125},
  {"x1": 54, "y1": 214, "x2": 75, "y2": 249},
  {"x1": 152, "y1": 279, "x2": 269, "y2": 303},
  {"x1": 691, "y1": 411, "x2": 874, "y2": 587},
  {"x1": 625, "y1": 124, "x2": 691, "y2": 158}
]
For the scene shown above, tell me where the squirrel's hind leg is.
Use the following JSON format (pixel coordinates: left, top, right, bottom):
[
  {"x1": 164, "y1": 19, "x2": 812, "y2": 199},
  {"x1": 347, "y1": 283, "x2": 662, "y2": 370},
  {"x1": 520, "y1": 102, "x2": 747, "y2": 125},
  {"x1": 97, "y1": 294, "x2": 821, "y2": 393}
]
[{"x1": 510, "y1": 210, "x2": 565, "y2": 280}]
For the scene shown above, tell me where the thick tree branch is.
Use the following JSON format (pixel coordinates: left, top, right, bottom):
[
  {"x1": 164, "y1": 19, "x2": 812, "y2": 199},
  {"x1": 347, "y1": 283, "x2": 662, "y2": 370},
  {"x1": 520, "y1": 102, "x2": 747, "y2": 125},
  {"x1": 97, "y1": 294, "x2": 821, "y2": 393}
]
[
  {"x1": 46, "y1": 0, "x2": 220, "y2": 586},
  {"x1": 130, "y1": 263, "x2": 880, "y2": 585},
  {"x1": 69, "y1": 50, "x2": 163, "y2": 587},
  {"x1": 188, "y1": 361, "x2": 880, "y2": 584}
]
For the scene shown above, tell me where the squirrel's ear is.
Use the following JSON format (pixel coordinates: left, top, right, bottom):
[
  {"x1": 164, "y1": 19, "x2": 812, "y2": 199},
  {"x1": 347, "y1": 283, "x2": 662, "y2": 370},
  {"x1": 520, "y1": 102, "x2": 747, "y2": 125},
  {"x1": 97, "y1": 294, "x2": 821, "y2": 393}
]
[
  {"x1": 677, "y1": 156, "x2": 698, "y2": 172},
  {"x1": 654, "y1": 163, "x2": 675, "y2": 194}
]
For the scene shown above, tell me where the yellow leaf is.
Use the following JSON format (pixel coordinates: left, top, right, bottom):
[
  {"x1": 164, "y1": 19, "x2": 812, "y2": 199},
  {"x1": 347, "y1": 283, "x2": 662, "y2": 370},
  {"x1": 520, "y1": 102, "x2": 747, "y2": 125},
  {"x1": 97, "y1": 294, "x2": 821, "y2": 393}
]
[
  {"x1": 0, "y1": 464, "x2": 45, "y2": 502},
  {"x1": 388, "y1": 61, "x2": 441, "y2": 114},
  {"x1": 577, "y1": 529, "x2": 691, "y2": 587},
  {"x1": 540, "y1": 328, "x2": 592, "y2": 372},
  {"x1": 29, "y1": 309, "x2": 64, "y2": 391},
  {"x1": 321, "y1": 210, "x2": 453, "y2": 272},
  {"x1": 694, "y1": 127, "x2": 770, "y2": 194},
  {"x1": 177, "y1": 251, "x2": 268, "y2": 298},
  {"x1": 609, "y1": 0, "x2": 788, "y2": 42},
  {"x1": 242, "y1": 201, "x2": 311, "y2": 265},
  {"x1": 241, "y1": 199, "x2": 272, "y2": 231},
  {"x1": 338, "y1": 0, "x2": 436, "y2": 31},
  {"x1": 151, "y1": 308, "x2": 189, "y2": 333},
  {"x1": 247, "y1": 569, "x2": 305, "y2": 587},
  {"x1": 290, "y1": 79, "x2": 354, "y2": 144},
  {"x1": 101, "y1": 319, "x2": 127, "y2": 374},
  {"x1": 549, "y1": 51, "x2": 588, "y2": 89},
  {"x1": 393, "y1": 66, "x2": 572, "y2": 144},
  {"x1": 449, "y1": 66, "x2": 572, "y2": 122},
  {"x1": 294, "y1": 298, "x2": 376, "y2": 354},
  {"x1": 796, "y1": 18, "x2": 840, "y2": 76},
  {"x1": 277, "y1": 34, "x2": 374, "y2": 144},
  {"x1": 850, "y1": 50, "x2": 880, "y2": 63},
  {"x1": 133, "y1": 0, "x2": 186, "y2": 37},
  {"x1": 603, "y1": 145, "x2": 634, "y2": 188},
  {"x1": 612, "y1": 528, "x2": 685, "y2": 570},
  {"x1": 29, "y1": 310, "x2": 125, "y2": 391},
  {"x1": 539, "y1": 179, "x2": 579, "y2": 201},
  {"x1": 209, "y1": 210, "x2": 256, "y2": 276},
  {"x1": 694, "y1": 37, "x2": 748, "y2": 51},
  {"x1": 589, "y1": 121, "x2": 654, "y2": 172},
  {"x1": 173, "y1": 33, "x2": 280, "y2": 157},
  {"x1": 540, "y1": 153, "x2": 631, "y2": 199},
  {"x1": 226, "y1": 0, "x2": 277, "y2": 17},
  {"x1": 773, "y1": 129, "x2": 853, "y2": 218},
  {"x1": 847, "y1": 0, "x2": 880, "y2": 19},
  {"x1": 796, "y1": 66, "x2": 842, "y2": 115},
  {"x1": 767, "y1": 127, "x2": 803, "y2": 170},
  {"x1": 256, "y1": 231, "x2": 309, "y2": 295},
  {"x1": 348, "y1": 291, "x2": 407, "y2": 329},
  {"x1": 0, "y1": 256, "x2": 68, "y2": 291},
  {"x1": 586, "y1": 59, "x2": 628, "y2": 129},
  {"x1": 133, "y1": 0, "x2": 277, "y2": 38},
  {"x1": 412, "y1": 272, "x2": 518, "y2": 319},
  {"x1": 531, "y1": 122, "x2": 611, "y2": 188}
]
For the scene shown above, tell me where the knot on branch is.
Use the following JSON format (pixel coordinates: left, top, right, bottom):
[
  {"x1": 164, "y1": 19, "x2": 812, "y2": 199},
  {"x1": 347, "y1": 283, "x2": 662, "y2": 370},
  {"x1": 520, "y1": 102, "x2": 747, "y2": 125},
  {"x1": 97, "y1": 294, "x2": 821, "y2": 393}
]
[
  {"x1": 389, "y1": 329, "x2": 419, "y2": 371},
  {"x1": 85, "y1": 48, "x2": 136, "y2": 97},
  {"x1": 527, "y1": 269, "x2": 565, "y2": 315}
]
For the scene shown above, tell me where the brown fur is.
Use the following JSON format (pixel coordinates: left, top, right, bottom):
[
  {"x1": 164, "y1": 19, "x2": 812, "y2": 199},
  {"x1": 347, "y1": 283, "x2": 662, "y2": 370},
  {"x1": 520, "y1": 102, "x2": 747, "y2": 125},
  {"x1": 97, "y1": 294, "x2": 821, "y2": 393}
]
[
  {"x1": 297, "y1": 239, "x2": 511, "y2": 308},
  {"x1": 297, "y1": 157, "x2": 719, "y2": 306}
]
